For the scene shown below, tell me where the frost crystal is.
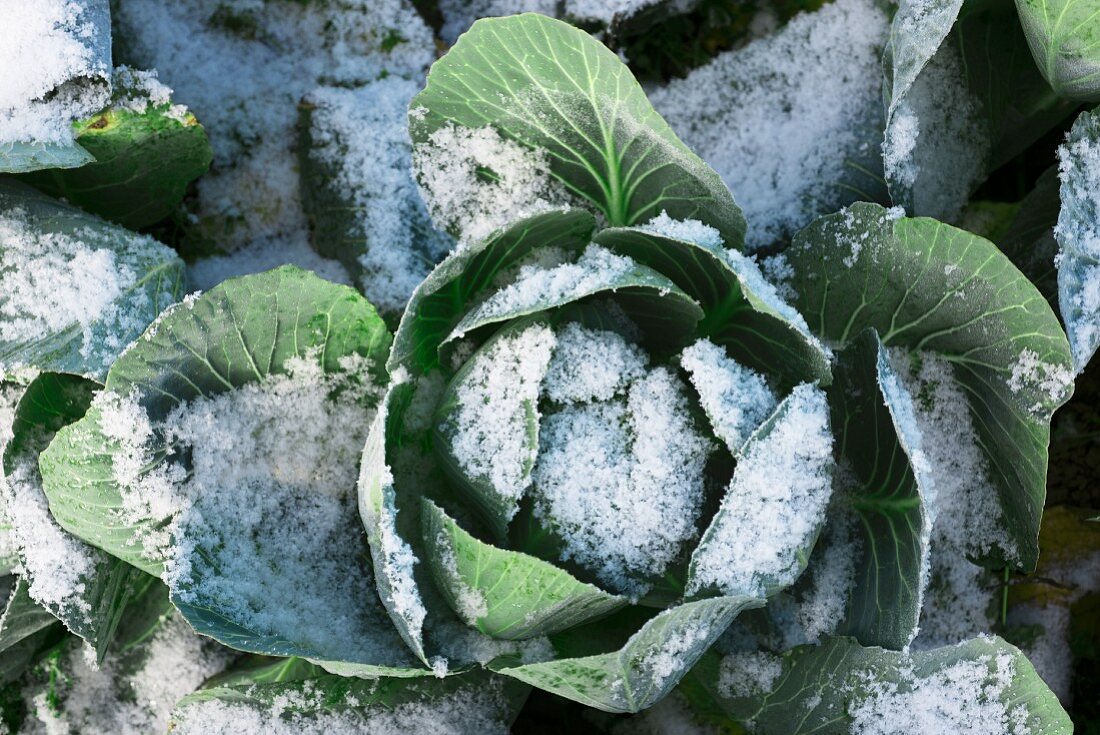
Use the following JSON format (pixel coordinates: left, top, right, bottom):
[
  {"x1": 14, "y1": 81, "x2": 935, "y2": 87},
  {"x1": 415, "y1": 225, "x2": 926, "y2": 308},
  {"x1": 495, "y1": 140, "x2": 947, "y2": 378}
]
[
  {"x1": 687, "y1": 384, "x2": 833, "y2": 598},
  {"x1": 638, "y1": 211, "x2": 724, "y2": 248},
  {"x1": 544, "y1": 322, "x2": 647, "y2": 404},
  {"x1": 680, "y1": 338, "x2": 777, "y2": 452},
  {"x1": 650, "y1": 0, "x2": 889, "y2": 249},
  {"x1": 717, "y1": 651, "x2": 783, "y2": 699}
]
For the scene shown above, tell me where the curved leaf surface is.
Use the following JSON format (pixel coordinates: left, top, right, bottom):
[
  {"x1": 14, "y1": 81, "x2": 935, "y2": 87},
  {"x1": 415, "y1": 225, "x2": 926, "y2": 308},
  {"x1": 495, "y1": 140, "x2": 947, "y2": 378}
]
[
  {"x1": 40, "y1": 267, "x2": 418, "y2": 674},
  {"x1": 0, "y1": 179, "x2": 185, "y2": 381},
  {"x1": 17, "y1": 94, "x2": 212, "y2": 229},
  {"x1": 685, "y1": 636, "x2": 1071, "y2": 734},
  {"x1": 785, "y1": 202, "x2": 1073, "y2": 569},
  {"x1": 409, "y1": 13, "x2": 745, "y2": 247},
  {"x1": 4, "y1": 372, "x2": 150, "y2": 661},
  {"x1": 491, "y1": 595, "x2": 760, "y2": 713},
  {"x1": 170, "y1": 669, "x2": 529, "y2": 733},
  {"x1": 1054, "y1": 106, "x2": 1100, "y2": 372},
  {"x1": 422, "y1": 499, "x2": 626, "y2": 640},
  {"x1": 828, "y1": 329, "x2": 932, "y2": 650},
  {"x1": 1016, "y1": 0, "x2": 1100, "y2": 101}
]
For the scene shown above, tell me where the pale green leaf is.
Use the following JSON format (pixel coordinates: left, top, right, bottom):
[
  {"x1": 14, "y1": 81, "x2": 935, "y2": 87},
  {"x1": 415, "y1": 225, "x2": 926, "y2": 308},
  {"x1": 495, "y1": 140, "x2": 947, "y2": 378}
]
[
  {"x1": 422, "y1": 499, "x2": 626, "y2": 640},
  {"x1": 409, "y1": 13, "x2": 745, "y2": 247},
  {"x1": 1016, "y1": 0, "x2": 1100, "y2": 101}
]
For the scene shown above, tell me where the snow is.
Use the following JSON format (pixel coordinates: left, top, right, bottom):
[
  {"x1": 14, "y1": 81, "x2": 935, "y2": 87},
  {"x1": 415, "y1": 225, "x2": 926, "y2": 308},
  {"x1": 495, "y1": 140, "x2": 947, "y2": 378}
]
[
  {"x1": 638, "y1": 211, "x2": 724, "y2": 249},
  {"x1": 1006, "y1": 348, "x2": 1074, "y2": 414},
  {"x1": 848, "y1": 648, "x2": 1030, "y2": 734},
  {"x1": 889, "y1": 350, "x2": 1017, "y2": 649},
  {"x1": 109, "y1": 66, "x2": 188, "y2": 121},
  {"x1": 447, "y1": 323, "x2": 556, "y2": 513},
  {"x1": 615, "y1": 692, "x2": 716, "y2": 735},
  {"x1": 25, "y1": 615, "x2": 232, "y2": 735},
  {"x1": 0, "y1": 205, "x2": 174, "y2": 371},
  {"x1": 433, "y1": 527, "x2": 488, "y2": 625},
  {"x1": 0, "y1": 0, "x2": 111, "y2": 147},
  {"x1": 458, "y1": 245, "x2": 639, "y2": 336},
  {"x1": 544, "y1": 322, "x2": 647, "y2": 404},
  {"x1": 113, "y1": 0, "x2": 433, "y2": 252},
  {"x1": 791, "y1": 500, "x2": 861, "y2": 643},
  {"x1": 171, "y1": 678, "x2": 514, "y2": 735},
  {"x1": 413, "y1": 122, "x2": 569, "y2": 247},
  {"x1": 649, "y1": 0, "x2": 889, "y2": 249},
  {"x1": 717, "y1": 651, "x2": 783, "y2": 699},
  {"x1": 680, "y1": 338, "x2": 777, "y2": 453},
  {"x1": 94, "y1": 349, "x2": 409, "y2": 665},
  {"x1": 721, "y1": 249, "x2": 828, "y2": 358},
  {"x1": 883, "y1": 42, "x2": 987, "y2": 221},
  {"x1": 1, "y1": 458, "x2": 98, "y2": 627},
  {"x1": 303, "y1": 80, "x2": 452, "y2": 314},
  {"x1": 1054, "y1": 108, "x2": 1100, "y2": 372},
  {"x1": 532, "y1": 367, "x2": 713, "y2": 598},
  {"x1": 686, "y1": 384, "x2": 833, "y2": 598}
]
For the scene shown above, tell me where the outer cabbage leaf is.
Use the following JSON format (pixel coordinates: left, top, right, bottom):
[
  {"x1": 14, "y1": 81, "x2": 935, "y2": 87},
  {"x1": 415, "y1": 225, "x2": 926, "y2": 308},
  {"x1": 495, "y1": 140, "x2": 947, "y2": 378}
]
[
  {"x1": 785, "y1": 202, "x2": 1073, "y2": 570},
  {"x1": 1016, "y1": 0, "x2": 1100, "y2": 101},
  {"x1": 1054, "y1": 106, "x2": 1100, "y2": 372},
  {"x1": 40, "y1": 267, "x2": 423, "y2": 676},
  {"x1": 3, "y1": 372, "x2": 150, "y2": 661},
  {"x1": 0, "y1": 180, "x2": 185, "y2": 381},
  {"x1": 18, "y1": 91, "x2": 213, "y2": 229},
  {"x1": 409, "y1": 13, "x2": 746, "y2": 247},
  {"x1": 682, "y1": 636, "x2": 1071, "y2": 733}
]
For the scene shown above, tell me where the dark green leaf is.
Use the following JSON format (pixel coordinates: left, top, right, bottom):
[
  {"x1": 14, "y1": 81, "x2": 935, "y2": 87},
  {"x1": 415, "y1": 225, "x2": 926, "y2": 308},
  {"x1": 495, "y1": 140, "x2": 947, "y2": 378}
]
[
  {"x1": 786, "y1": 202, "x2": 1073, "y2": 570},
  {"x1": 17, "y1": 98, "x2": 213, "y2": 229}
]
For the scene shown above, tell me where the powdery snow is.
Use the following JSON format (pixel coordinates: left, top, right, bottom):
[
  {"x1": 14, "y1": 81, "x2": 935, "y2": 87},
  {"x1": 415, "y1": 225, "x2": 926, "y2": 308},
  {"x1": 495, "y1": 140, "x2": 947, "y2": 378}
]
[
  {"x1": 186, "y1": 235, "x2": 351, "y2": 292},
  {"x1": 25, "y1": 617, "x2": 232, "y2": 735},
  {"x1": 93, "y1": 350, "x2": 408, "y2": 664},
  {"x1": 113, "y1": 0, "x2": 433, "y2": 252},
  {"x1": 458, "y1": 245, "x2": 639, "y2": 335},
  {"x1": 882, "y1": 42, "x2": 987, "y2": 221},
  {"x1": 544, "y1": 322, "x2": 647, "y2": 404},
  {"x1": 1054, "y1": 109, "x2": 1100, "y2": 372},
  {"x1": 680, "y1": 338, "x2": 777, "y2": 453},
  {"x1": 649, "y1": 0, "x2": 889, "y2": 249},
  {"x1": 889, "y1": 350, "x2": 1017, "y2": 649},
  {"x1": 413, "y1": 122, "x2": 570, "y2": 246},
  {"x1": 717, "y1": 651, "x2": 783, "y2": 699},
  {"x1": 0, "y1": 206, "x2": 173, "y2": 371},
  {"x1": 303, "y1": 80, "x2": 452, "y2": 314},
  {"x1": 0, "y1": 0, "x2": 110, "y2": 147},
  {"x1": 687, "y1": 384, "x2": 833, "y2": 598},
  {"x1": 447, "y1": 324, "x2": 557, "y2": 512},
  {"x1": 1, "y1": 459, "x2": 98, "y2": 627},
  {"x1": 848, "y1": 649, "x2": 1031, "y2": 734},
  {"x1": 637, "y1": 211, "x2": 724, "y2": 249},
  {"x1": 532, "y1": 367, "x2": 713, "y2": 598}
]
